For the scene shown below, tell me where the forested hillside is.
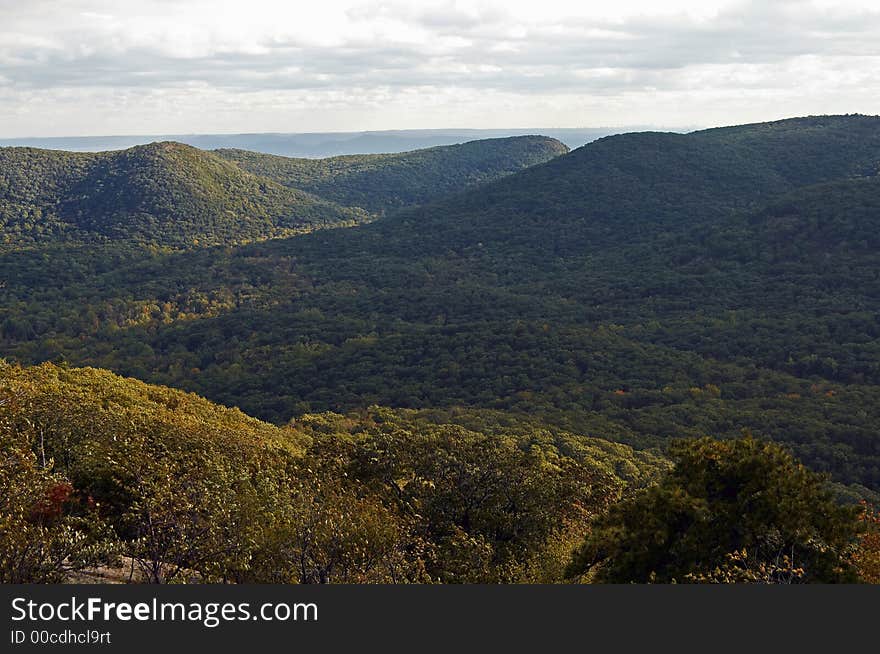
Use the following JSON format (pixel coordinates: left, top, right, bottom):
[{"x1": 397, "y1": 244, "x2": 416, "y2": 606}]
[
  {"x1": 0, "y1": 361, "x2": 666, "y2": 583},
  {"x1": 0, "y1": 136, "x2": 566, "y2": 248},
  {"x1": 216, "y1": 136, "x2": 569, "y2": 214},
  {"x1": 3, "y1": 363, "x2": 875, "y2": 583},
  {"x1": 0, "y1": 142, "x2": 368, "y2": 247}
]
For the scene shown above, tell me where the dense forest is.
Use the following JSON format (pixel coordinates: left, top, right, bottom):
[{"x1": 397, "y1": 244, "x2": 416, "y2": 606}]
[
  {"x1": 2, "y1": 362, "x2": 876, "y2": 583},
  {"x1": 2, "y1": 116, "x2": 880, "y2": 582}
]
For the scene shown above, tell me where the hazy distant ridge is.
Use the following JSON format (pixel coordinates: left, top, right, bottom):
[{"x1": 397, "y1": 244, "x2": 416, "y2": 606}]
[{"x1": 0, "y1": 127, "x2": 687, "y2": 157}]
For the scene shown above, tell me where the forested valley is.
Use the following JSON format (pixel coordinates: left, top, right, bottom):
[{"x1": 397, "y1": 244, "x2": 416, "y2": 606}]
[{"x1": 2, "y1": 117, "x2": 880, "y2": 583}]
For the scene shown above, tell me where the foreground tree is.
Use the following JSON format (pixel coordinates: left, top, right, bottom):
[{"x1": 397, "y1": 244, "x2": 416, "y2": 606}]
[
  {"x1": 567, "y1": 436, "x2": 863, "y2": 583},
  {"x1": 0, "y1": 397, "x2": 114, "y2": 583}
]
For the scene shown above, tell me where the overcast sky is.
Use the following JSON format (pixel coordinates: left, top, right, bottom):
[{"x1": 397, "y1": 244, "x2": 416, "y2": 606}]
[{"x1": 1, "y1": 0, "x2": 878, "y2": 136}]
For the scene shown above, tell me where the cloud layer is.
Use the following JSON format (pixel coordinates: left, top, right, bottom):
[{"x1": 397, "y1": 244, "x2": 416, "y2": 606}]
[{"x1": 1, "y1": 0, "x2": 879, "y2": 135}]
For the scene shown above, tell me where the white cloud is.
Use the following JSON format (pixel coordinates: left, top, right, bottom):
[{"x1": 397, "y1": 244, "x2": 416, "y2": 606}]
[{"x1": 0, "y1": 0, "x2": 878, "y2": 135}]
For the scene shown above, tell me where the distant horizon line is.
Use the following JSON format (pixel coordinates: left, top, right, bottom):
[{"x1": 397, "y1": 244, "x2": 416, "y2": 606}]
[
  {"x1": 0, "y1": 125, "x2": 699, "y2": 141},
  {"x1": 4, "y1": 113, "x2": 878, "y2": 142}
]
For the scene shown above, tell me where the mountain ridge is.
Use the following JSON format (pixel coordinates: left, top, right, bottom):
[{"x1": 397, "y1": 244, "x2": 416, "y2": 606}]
[
  {"x1": 0, "y1": 141, "x2": 366, "y2": 247},
  {"x1": 216, "y1": 135, "x2": 569, "y2": 214},
  {"x1": 0, "y1": 136, "x2": 569, "y2": 247}
]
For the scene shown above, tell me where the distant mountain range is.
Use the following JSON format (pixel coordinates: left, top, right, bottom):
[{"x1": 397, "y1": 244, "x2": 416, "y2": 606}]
[{"x1": 0, "y1": 126, "x2": 687, "y2": 158}]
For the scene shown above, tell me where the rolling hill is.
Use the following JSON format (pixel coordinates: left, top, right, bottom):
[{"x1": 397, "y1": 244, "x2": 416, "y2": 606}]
[
  {"x1": 216, "y1": 136, "x2": 569, "y2": 214},
  {"x1": 0, "y1": 142, "x2": 367, "y2": 248}
]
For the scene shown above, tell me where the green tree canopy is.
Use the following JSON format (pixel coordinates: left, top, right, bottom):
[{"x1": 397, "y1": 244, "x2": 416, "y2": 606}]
[{"x1": 567, "y1": 436, "x2": 864, "y2": 583}]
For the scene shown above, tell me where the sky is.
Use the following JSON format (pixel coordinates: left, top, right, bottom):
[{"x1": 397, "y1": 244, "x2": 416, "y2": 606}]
[{"x1": 1, "y1": 0, "x2": 879, "y2": 137}]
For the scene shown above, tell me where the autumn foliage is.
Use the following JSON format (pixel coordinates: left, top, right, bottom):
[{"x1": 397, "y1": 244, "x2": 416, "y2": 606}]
[{"x1": 851, "y1": 503, "x2": 880, "y2": 584}]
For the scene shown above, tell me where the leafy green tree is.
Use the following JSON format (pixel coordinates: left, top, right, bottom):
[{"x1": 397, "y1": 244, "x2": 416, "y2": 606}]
[{"x1": 567, "y1": 436, "x2": 863, "y2": 583}]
